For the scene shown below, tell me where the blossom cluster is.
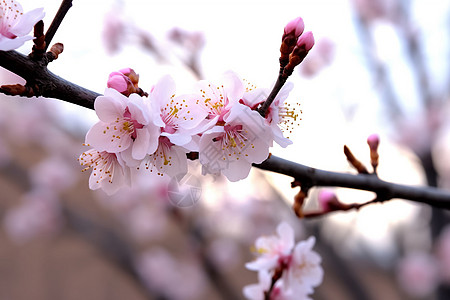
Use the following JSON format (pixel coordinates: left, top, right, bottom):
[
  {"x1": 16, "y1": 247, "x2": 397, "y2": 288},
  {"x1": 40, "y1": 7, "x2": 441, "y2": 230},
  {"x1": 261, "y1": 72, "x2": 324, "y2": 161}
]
[
  {"x1": 243, "y1": 222, "x2": 323, "y2": 300},
  {"x1": 79, "y1": 68, "x2": 298, "y2": 194}
]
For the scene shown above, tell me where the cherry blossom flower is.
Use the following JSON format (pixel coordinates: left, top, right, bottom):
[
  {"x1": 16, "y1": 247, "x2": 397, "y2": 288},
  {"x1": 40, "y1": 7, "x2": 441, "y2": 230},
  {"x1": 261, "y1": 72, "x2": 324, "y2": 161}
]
[
  {"x1": 0, "y1": 0, "x2": 44, "y2": 51},
  {"x1": 86, "y1": 88, "x2": 160, "y2": 160},
  {"x1": 283, "y1": 237, "x2": 323, "y2": 295},
  {"x1": 126, "y1": 75, "x2": 207, "y2": 177},
  {"x1": 199, "y1": 102, "x2": 273, "y2": 181},
  {"x1": 195, "y1": 71, "x2": 244, "y2": 126},
  {"x1": 78, "y1": 148, "x2": 131, "y2": 195},
  {"x1": 243, "y1": 270, "x2": 272, "y2": 300},
  {"x1": 244, "y1": 222, "x2": 323, "y2": 300},
  {"x1": 246, "y1": 222, "x2": 295, "y2": 271},
  {"x1": 396, "y1": 252, "x2": 439, "y2": 298},
  {"x1": 244, "y1": 82, "x2": 296, "y2": 147},
  {"x1": 3, "y1": 189, "x2": 61, "y2": 244}
]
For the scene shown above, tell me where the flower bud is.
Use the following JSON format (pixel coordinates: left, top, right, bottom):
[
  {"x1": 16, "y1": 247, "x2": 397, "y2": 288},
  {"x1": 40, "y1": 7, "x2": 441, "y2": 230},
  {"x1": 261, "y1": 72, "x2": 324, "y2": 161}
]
[
  {"x1": 296, "y1": 31, "x2": 315, "y2": 51},
  {"x1": 107, "y1": 72, "x2": 132, "y2": 94},
  {"x1": 282, "y1": 32, "x2": 315, "y2": 78},
  {"x1": 318, "y1": 189, "x2": 342, "y2": 212},
  {"x1": 367, "y1": 133, "x2": 380, "y2": 151},
  {"x1": 119, "y1": 68, "x2": 139, "y2": 86},
  {"x1": 283, "y1": 17, "x2": 304, "y2": 39},
  {"x1": 367, "y1": 133, "x2": 380, "y2": 172}
]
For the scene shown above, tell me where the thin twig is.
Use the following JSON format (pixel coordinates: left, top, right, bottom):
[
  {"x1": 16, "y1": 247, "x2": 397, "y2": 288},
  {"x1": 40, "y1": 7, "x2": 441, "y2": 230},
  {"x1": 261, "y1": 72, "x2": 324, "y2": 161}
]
[
  {"x1": 44, "y1": 0, "x2": 73, "y2": 51},
  {"x1": 258, "y1": 75, "x2": 287, "y2": 117}
]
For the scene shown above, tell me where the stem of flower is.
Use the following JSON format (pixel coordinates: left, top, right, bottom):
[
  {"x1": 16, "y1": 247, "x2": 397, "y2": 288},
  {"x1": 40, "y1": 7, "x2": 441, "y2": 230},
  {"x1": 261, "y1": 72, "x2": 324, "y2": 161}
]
[
  {"x1": 258, "y1": 75, "x2": 287, "y2": 118},
  {"x1": 44, "y1": 0, "x2": 73, "y2": 51}
]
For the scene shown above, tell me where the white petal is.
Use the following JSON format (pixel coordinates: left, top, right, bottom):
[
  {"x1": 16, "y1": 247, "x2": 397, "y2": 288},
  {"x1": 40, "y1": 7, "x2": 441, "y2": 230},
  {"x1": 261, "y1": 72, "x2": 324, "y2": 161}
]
[
  {"x1": 150, "y1": 75, "x2": 176, "y2": 107},
  {"x1": 85, "y1": 122, "x2": 132, "y2": 153},
  {"x1": 10, "y1": 8, "x2": 45, "y2": 37},
  {"x1": 132, "y1": 128, "x2": 150, "y2": 160},
  {"x1": 0, "y1": 35, "x2": 33, "y2": 51},
  {"x1": 222, "y1": 71, "x2": 244, "y2": 106},
  {"x1": 272, "y1": 125, "x2": 293, "y2": 148},
  {"x1": 155, "y1": 145, "x2": 188, "y2": 177},
  {"x1": 94, "y1": 93, "x2": 126, "y2": 122},
  {"x1": 277, "y1": 222, "x2": 295, "y2": 253},
  {"x1": 161, "y1": 131, "x2": 191, "y2": 146},
  {"x1": 222, "y1": 159, "x2": 252, "y2": 182},
  {"x1": 128, "y1": 94, "x2": 149, "y2": 125}
]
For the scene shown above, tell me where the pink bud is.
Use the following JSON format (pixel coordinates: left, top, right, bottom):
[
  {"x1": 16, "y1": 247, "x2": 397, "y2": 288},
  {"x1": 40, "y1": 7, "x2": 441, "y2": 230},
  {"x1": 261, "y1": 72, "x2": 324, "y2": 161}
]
[
  {"x1": 296, "y1": 31, "x2": 315, "y2": 51},
  {"x1": 119, "y1": 67, "x2": 133, "y2": 75},
  {"x1": 318, "y1": 189, "x2": 339, "y2": 212},
  {"x1": 284, "y1": 17, "x2": 305, "y2": 38},
  {"x1": 107, "y1": 72, "x2": 131, "y2": 93},
  {"x1": 367, "y1": 134, "x2": 380, "y2": 151}
]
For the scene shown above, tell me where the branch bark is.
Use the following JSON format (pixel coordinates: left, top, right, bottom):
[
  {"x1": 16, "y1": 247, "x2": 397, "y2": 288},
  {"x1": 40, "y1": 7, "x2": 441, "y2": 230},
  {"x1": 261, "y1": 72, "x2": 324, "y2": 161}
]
[{"x1": 0, "y1": 50, "x2": 98, "y2": 109}]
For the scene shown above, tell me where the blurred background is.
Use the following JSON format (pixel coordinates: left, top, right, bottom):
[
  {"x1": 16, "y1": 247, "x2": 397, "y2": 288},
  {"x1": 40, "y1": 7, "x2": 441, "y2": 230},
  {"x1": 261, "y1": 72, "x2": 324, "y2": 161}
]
[{"x1": 0, "y1": 0, "x2": 450, "y2": 299}]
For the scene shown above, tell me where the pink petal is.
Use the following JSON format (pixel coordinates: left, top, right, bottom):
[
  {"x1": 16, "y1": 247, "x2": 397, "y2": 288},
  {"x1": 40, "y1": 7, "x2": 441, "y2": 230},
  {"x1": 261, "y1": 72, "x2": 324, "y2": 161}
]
[
  {"x1": 95, "y1": 90, "x2": 126, "y2": 122},
  {"x1": 85, "y1": 122, "x2": 132, "y2": 153},
  {"x1": 132, "y1": 128, "x2": 150, "y2": 160},
  {"x1": 10, "y1": 8, "x2": 45, "y2": 37}
]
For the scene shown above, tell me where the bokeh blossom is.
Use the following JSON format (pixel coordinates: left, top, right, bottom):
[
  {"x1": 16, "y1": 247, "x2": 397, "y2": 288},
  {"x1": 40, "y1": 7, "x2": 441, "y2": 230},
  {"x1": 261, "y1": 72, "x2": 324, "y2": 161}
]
[{"x1": 244, "y1": 222, "x2": 323, "y2": 300}]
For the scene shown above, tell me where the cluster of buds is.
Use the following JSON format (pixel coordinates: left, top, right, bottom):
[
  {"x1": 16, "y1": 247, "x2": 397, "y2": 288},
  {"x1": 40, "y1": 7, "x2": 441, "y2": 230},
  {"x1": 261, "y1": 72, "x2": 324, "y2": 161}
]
[{"x1": 280, "y1": 17, "x2": 315, "y2": 78}]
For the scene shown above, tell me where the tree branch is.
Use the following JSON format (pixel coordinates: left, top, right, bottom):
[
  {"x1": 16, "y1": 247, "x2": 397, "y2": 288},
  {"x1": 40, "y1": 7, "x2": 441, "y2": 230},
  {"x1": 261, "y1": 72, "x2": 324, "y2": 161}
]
[
  {"x1": 253, "y1": 155, "x2": 450, "y2": 209},
  {"x1": 44, "y1": 0, "x2": 73, "y2": 51},
  {"x1": 0, "y1": 50, "x2": 98, "y2": 109},
  {"x1": 1, "y1": 50, "x2": 450, "y2": 210}
]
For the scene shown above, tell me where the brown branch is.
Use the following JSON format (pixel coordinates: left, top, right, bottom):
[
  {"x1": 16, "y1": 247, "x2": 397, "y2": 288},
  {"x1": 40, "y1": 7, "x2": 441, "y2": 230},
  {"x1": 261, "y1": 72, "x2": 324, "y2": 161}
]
[
  {"x1": 0, "y1": 50, "x2": 98, "y2": 109},
  {"x1": 254, "y1": 155, "x2": 450, "y2": 209},
  {"x1": 258, "y1": 75, "x2": 287, "y2": 117},
  {"x1": 44, "y1": 0, "x2": 73, "y2": 51}
]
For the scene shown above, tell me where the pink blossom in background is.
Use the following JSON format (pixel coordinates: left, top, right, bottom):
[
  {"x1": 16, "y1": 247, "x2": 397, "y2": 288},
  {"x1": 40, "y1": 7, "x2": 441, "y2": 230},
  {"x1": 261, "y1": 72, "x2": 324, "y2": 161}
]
[
  {"x1": 0, "y1": 136, "x2": 11, "y2": 166},
  {"x1": 436, "y1": 225, "x2": 450, "y2": 283},
  {"x1": 30, "y1": 156, "x2": 78, "y2": 193},
  {"x1": 136, "y1": 248, "x2": 207, "y2": 300},
  {"x1": 207, "y1": 237, "x2": 242, "y2": 271},
  {"x1": 284, "y1": 237, "x2": 323, "y2": 295},
  {"x1": 246, "y1": 221, "x2": 295, "y2": 271},
  {"x1": 243, "y1": 270, "x2": 272, "y2": 300},
  {"x1": 0, "y1": 0, "x2": 44, "y2": 51},
  {"x1": 102, "y1": 5, "x2": 126, "y2": 54},
  {"x1": 244, "y1": 222, "x2": 323, "y2": 299},
  {"x1": 300, "y1": 38, "x2": 335, "y2": 77},
  {"x1": 3, "y1": 189, "x2": 62, "y2": 244},
  {"x1": 396, "y1": 252, "x2": 439, "y2": 298}
]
